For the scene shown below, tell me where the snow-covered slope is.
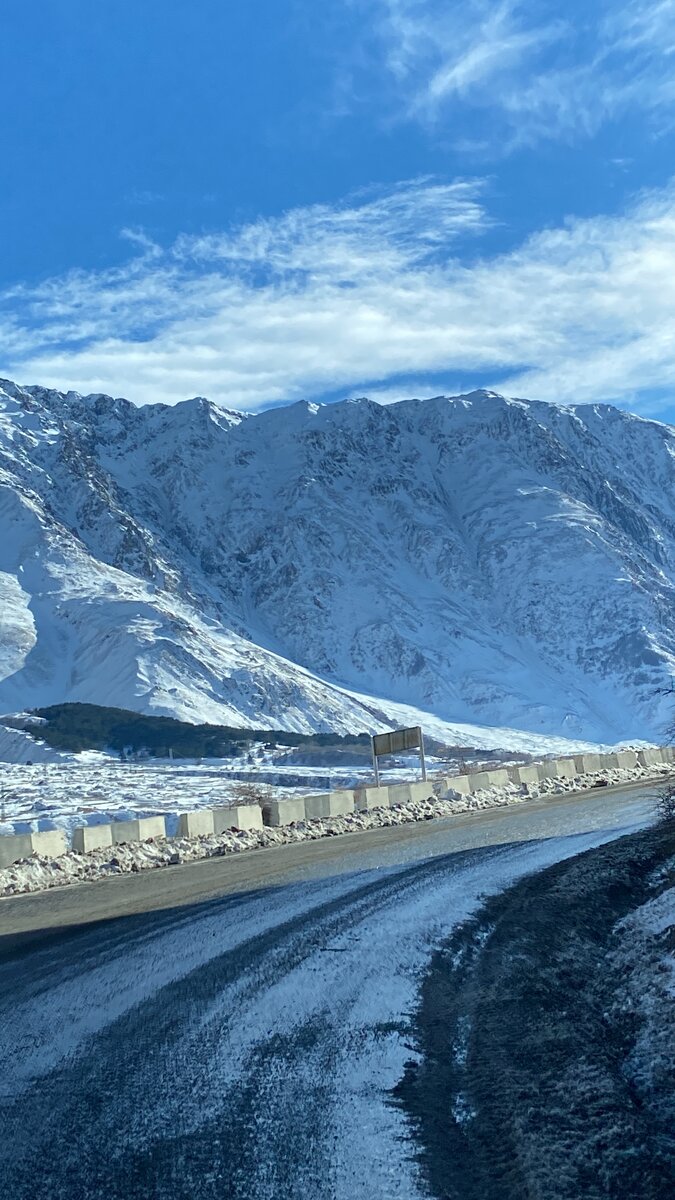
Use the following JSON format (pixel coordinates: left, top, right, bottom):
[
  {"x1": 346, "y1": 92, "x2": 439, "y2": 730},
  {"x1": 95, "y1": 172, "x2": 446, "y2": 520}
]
[{"x1": 1, "y1": 378, "x2": 674, "y2": 744}]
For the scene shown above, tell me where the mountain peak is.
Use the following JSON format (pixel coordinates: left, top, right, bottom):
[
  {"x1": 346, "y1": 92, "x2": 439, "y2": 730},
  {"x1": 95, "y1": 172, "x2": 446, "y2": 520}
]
[{"x1": 1, "y1": 375, "x2": 674, "y2": 744}]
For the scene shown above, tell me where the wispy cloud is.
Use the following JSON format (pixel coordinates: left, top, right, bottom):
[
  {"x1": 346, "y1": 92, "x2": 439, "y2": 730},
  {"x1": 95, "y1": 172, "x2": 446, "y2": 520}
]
[
  {"x1": 606, "y1": 0, "x2": 675, "y2": 55},
  {"x1": 357, "y1": 0, "x2": 675, "y2": 147},
  {"x1": 3, "y1": 176, "x2": 675, "y2": 414},
  {"x1": 124, "y1": 189, "x2": 166, "y2": 207},
  {"x1": 375, "y1": 1, "x2": 564, "y2": 116},
  {"x1": 0, "y1": 179, "x2": 489, "y2": 407}
]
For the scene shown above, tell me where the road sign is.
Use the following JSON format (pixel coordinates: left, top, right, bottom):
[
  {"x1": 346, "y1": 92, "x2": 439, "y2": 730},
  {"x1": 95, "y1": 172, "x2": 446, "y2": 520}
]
[
  {"x1": 372, "y1": 727, "x2": 423, "y2": 757},
  {"x1": 371, "y1": 725, "x2": 426, "y2": 785}
]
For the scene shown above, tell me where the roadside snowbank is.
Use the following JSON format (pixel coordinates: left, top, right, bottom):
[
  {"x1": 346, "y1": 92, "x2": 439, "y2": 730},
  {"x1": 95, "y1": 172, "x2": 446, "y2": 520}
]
[{"x1": 0, "y1": 762, "x2": 669, "y2": 897}]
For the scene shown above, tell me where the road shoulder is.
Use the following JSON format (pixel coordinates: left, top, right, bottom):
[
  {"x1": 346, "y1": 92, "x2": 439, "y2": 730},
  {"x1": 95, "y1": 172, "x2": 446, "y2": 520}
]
[{"x1": 395, "y1": 820, "x2": 675, "y2": 1200}]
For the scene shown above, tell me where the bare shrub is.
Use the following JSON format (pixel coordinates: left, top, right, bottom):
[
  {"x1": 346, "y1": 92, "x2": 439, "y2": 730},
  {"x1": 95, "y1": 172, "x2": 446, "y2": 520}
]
[
  {"x1": 228, "y1": 781, "x2": 275, "y2": 809},
  {"x1": 655, "y1": 780, "x2": 675, "y2": 823}
]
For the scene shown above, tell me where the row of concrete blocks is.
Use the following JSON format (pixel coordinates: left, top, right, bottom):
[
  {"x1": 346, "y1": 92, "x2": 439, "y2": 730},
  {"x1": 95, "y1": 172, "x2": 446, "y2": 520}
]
[
  {"x1": 0, "y1": 804, "x2": 264, "y2": 870},
  {"x1": 264, "y1": 747, "x2": 673, "y2": 826},
  {"x1": 263, "y1": 780, "x2": 436, "y2": 827},
  {"x1": 2, "y1": 747, "x2": 672, "y2": 867},
  {"x1": 440, "y1": 747, "x2": 670, "y2": 797}
]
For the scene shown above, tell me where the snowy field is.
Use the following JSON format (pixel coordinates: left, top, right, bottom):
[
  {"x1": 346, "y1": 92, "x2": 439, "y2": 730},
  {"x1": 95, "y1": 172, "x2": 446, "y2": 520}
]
[
  {"x1": 0, "y1": 748, "x2": 497, "y2": 838},
  {"x1": 0, "y1": 746, "x2": 664, "y2": 851},
  {"x1": 0, "y1": 754, "x2": 450, "y2": 839},
  {"x1": 0, "y1": 757, "x2": 293, "y2": 838}
]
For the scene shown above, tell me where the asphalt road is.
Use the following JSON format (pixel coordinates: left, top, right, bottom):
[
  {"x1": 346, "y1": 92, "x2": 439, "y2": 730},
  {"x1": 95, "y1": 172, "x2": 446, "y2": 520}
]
[{"x1": 0, "y1": 782, "x2": 660, "y2": 1200}]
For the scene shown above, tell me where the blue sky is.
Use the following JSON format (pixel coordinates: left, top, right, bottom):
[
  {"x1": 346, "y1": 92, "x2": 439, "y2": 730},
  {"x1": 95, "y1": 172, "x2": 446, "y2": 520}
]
[{"x1": 2, "y1": 0, "x2": 675, "y2": 416}]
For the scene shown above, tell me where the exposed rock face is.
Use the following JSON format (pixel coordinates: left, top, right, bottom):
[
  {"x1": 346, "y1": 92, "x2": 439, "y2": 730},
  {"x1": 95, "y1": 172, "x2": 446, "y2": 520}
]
[{"x1": 1, "y1": 378, "x2": 674, "y2": 742}]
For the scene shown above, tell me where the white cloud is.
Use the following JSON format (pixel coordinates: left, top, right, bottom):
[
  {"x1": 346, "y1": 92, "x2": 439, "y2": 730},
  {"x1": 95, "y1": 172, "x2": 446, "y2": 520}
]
[
  {"x1": 358, "y1": 0, "x2": 675, "y2": 146},
  {"x1": 606, "y1": 0, "x2": 675, "y2": 55},
  {"x1": 3, "y1": 176, "x2": 675, "y2": 415},
  {"x1": 376, "y1": 1, "x2": 564, "y2": 117}
]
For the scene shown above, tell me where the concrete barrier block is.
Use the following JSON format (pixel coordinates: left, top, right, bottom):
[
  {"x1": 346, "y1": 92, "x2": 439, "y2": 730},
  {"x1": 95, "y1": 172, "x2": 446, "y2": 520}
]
[
  {"x1": 466, "y1": 771, "x2": 491, "y2": 792},
  {"x1": 29, "y1": 831, "x2": 68, "y2": 859},
  {"x1": 354, "y1": 786, "x2": 390, "y2": 811},
  {"x1": 326, "y1": 790, "x2": 356, "y2": 817},
  {"x1": 441, "y1": 774, "x2": 471, "y2": 797},
  {"x1": 0, "y1": 833, "x2": 33, "y2": 869},
  {"x1": 303, "y1": 793, "x2": 333, "y2": 820},
  {"x1": 550, "y1": 758, "x2": 578, "y2": 780},
  {"x1": 112, "y1": 816, "x2": 167, "y2": 844},
  {"x1": 535, "y1": 761, "x2": 560, "y2": 781},
  {"x1": 213, "y1": 805, "x2": 264, "y2": 834},
  {"x1": 263, "y1": 798, "x2": 307, "y2": 827},
  {"x1": 408, "y1": 781, "x2": 434, "y2": 803},
  {"x1": 602, "y1": 753, "x2": 621, "y2": 770},
  {"x1": 574, "y1": 754, "x2": 604, "y2": 774},
  {"x1": 530, "y1": 758, "x2": 566, "y2": 777},
  {"x1": 659, "y1": 745, "x2": 675, "y2": 763},
  {"x1": 636, "y1": 749, "x2": 664, "y2": 769},
  {"x1": 0, "y1": 830, "x2": 68, "y2": 868},
  {"x1": 467, "y1": 768, "x2": 510, "y2": 792},
  {"x1": 508, "y1": 765, "x2": 541, "y2": 786},
  {"x1": 603, "y1": 751, "x2": 638, "y2": 771},
  {"x1": 72, "y1": 824, "x2": 114, "y2": 853},
  {"x1": 177, "y1": 810, "x2": 215, "y2": 839},
  {"x1": 303, "y1": 790, "x2": 356, "y2": 819},
  {"x1": 387, "y1": 783, "x2": 413, "y2": 806},
  {"x1": 386, "y1": 781, "x2": 433, "y2": 806}
]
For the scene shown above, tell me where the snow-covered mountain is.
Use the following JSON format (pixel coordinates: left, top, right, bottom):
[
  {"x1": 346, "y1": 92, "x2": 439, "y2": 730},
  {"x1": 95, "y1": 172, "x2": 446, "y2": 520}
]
[{"x1": 1, "y1": 377, "x2": 674, "y2": 747}]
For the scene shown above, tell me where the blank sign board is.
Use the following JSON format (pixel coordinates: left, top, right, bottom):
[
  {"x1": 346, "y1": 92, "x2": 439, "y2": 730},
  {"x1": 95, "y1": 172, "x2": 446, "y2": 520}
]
[{"x1": 372, "y1": 726, "x2": 422, "y2": 757}]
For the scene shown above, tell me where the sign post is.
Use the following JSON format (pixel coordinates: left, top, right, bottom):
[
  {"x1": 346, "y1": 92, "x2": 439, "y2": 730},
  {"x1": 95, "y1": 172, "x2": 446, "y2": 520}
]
[{"x1": 371, "y1": 725, "x2": 426, "y2": 786}]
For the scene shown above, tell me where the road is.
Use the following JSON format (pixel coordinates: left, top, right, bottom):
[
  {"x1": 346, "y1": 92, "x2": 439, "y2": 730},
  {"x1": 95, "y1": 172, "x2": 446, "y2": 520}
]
[{"x1": 0, "y1": 782, "x2": 659, "y2": 1199}]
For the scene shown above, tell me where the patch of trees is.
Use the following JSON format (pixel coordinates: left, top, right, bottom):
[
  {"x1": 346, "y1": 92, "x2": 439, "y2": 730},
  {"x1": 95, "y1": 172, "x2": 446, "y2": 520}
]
[{"x1": 30, "y1": 703, "x2": 371, "y2": 759}]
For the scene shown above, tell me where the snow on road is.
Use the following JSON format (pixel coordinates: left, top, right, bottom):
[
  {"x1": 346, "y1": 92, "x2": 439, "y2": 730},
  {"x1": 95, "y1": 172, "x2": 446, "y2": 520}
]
[{"x1": 0, "y1": 786, "x2": 655, "y2": 1200}]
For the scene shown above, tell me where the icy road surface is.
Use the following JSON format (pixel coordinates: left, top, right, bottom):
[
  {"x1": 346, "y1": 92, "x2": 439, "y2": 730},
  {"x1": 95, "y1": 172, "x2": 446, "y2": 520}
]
[{"x1": 0, "y1": 783, "x2": 658, "y2": 1200}]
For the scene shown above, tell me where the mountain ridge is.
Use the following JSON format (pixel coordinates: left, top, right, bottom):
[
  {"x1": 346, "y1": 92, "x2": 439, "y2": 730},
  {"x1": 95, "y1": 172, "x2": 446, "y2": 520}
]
[{"x1": 1, "y1": 377, "x2": 674, "y2": 747}]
